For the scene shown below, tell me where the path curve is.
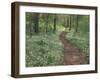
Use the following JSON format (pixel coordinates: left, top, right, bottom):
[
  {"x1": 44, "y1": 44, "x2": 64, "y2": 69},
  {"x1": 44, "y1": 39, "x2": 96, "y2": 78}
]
[{"x1": 59, "y1": 31, "x2": 87, "y2": 65}]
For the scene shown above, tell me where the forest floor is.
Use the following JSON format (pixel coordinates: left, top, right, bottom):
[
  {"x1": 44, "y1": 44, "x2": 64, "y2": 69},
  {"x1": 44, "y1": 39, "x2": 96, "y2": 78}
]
[{"x1": 59, "y1": 31, "x2": 88, "y2": 65}]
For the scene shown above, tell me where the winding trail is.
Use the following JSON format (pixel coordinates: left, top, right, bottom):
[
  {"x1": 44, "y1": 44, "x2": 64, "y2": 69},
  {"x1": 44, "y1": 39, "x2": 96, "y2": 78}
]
[{"x1": 59, "y1": 31, "x2": 87, "y2": 65}]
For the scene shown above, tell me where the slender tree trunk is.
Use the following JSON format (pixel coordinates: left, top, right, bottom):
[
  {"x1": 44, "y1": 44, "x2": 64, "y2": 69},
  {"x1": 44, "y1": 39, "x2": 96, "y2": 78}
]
[
  {"x1": 67, "y1": 16, "x2": 69, "y2": 28},
  {"x1": 75, "y1": 15, "x2": 79, "y2": 32},
  {"x1": 45, "y1": 14, "x2": 49, "y2": 32},
  {"x1": 30, "y1": 21, "x2": 33, "y2": 36},
  {"x1": 64, "y1": 16, "x2": 68, "y2": 31},
  {"x1": 53, "y1": 14, "x2": 57, "y2": 32},
  {"x1": 33, "y1": 13, "x2": 39, "y2": 33},
  {"x1": 69, "y1": 16, "x2": 72, "y2": 31}
]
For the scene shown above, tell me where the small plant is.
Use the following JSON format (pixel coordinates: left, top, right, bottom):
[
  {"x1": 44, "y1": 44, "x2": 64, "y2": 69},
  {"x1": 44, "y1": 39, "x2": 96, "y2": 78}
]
[{"x1": 26, "y1": 33, "x2": 64, "y2": 67}]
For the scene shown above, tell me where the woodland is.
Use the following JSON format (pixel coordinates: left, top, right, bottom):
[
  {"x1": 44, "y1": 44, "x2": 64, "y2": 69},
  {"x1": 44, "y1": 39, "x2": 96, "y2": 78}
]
[{"x1": 25, "y1": 12, "x2": 89, "y2": 67}]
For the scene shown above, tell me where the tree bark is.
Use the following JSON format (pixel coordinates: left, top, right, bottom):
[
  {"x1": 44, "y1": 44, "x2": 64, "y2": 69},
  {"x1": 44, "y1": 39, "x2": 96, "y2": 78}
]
[
  {"x1": 45, "y1": 14, "x2": 49, "y2": 32},
  {"x1": 33, "y1": 13, "x2": 39, "y2": 33},
  {"x1": 75, "y1": 15, "x2": 79, "y2": 32},
  {"x1": 69, "y1": 16, "x2": 72, "y2": 31},
  {"x1": 53, "y1": 14, "x2": 57, "y2": 32}
]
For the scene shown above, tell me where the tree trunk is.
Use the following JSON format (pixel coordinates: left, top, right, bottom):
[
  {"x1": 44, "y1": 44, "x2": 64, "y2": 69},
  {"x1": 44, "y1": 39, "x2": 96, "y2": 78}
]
[
  {"x1": 45, "y1": 14, "x2": 49, "y2": 32},
  {"x1": 67, "y1": 16, "x2": 69, "y2": 28},
  {"x1": 69, "y1": 16, "x2": 72, "y2": 31},
  {"x1": 53, "y1": 14, "x2": 57, "y2": 32},
  {"x1": 33, "y1": 13, "x2": 39, "y2": 33},
  {"x1": 75, "y1": 15, "x2": 79, "y2": 32}
]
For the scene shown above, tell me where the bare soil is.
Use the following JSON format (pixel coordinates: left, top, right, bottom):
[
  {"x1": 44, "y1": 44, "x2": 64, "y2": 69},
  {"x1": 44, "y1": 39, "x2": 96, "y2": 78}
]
[{"x1": 59, "y1": 31, "x2": 88, "y2": 65}]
